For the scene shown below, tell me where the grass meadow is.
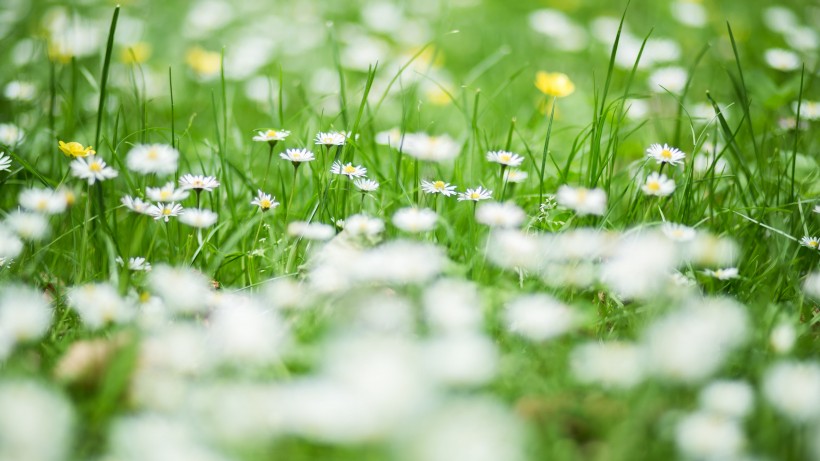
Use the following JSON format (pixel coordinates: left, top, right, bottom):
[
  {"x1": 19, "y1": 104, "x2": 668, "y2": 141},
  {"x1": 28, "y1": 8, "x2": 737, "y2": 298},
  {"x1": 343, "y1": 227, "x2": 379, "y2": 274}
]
[{"x1": 0, "y1": 0, "x2": 818, "y2": 459}]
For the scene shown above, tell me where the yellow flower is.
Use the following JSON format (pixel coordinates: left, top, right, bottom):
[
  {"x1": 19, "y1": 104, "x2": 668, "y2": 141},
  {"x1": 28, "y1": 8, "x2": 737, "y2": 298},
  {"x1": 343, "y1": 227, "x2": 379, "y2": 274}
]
[
  {"x1": 58, "y1": 141, "x2": 95, "y2": 158},
  {"x1": 535, "y1": 71, "x2": 575, "y2": 98},
  {"x1": 185, "y1": 46, "x2": 221, "y2": 78},
  {"x1": 120, "y1": 42, "x2": 152, "y2": 64}
]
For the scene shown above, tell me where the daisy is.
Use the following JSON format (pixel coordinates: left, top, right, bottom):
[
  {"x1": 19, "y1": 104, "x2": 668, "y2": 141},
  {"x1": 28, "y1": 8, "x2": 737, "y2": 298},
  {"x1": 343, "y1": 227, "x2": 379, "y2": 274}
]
[
  {"x1": 794, "y1": 101, "x2": 820, "y2": 121},
  {"x1": 121, "y1": 195, "x2": 151, "y2": 214},
  {"x1": 5, "y1": 211, "x2": 49, "y2": 241},
  {"x1": 125, "y1": 144, "x2": 179, "y2": 175},
  {"x1": 344, "y1": 214, "x2": 384, "y2": 237},
  {"x1": 179, "y1": 209, "x2": 218, "y2": 228},
  {"x1": 18, "y1": 188, "x2": 67, "y2": 215},
  {"x1": 703, "y1": 267, "x2": 739, "y2": 280},
  {"x1": 642, "y1": 172, "x2": 676, "y2": 197},
  {"x1": 402, "y1": 133, "x2": 461, "y2": 162},
  {"x1": 146, "y1": 182, "x2": 190, "y2": 202},
  {"x1": 146, "y1": 202, "x2": 183, "y2": 222},
  {"x1": 556, "y1": 185, "x2": 607, "y2": 216},
  {"x1": 117, "y1": 256, "x2": 152, "y2": 272},
  {"x1": 504, "y1": 169, "x2": 528, "y2": 184},
  {"x1": 251, "y1": 190, "x2": 279, "y2": 212},
  {"x1": 646, "y1": 143, "x2": 686, "y2": 166},
  {"x1": 58, "y1": 140, "x2": 95, "y2": 158},
  {"x1": 648, "y1": 66, "x2": 688, "y2": 93},
  {"x1": 662, "y1": 223, "x2": 696, "y2": 242},
  {"x1": 800, "y1": 236, "x2": 820, "y2": 249},
  {"x1": 0, "y1": 152, "x2": 11, "y2": 172},
  {"x1": 287, "y1": 221, "x2": 335, "y2": 240},
  {"x1": 764, "y1": 48, "x2": 801, "y2": 72},
  {"x1": 0, "y1": 123, "x2": 23, "y2": 146},
  {"x1": 178, "y1": 174, "x2": 220, "y2": 192},
  {"x1": 354, "y1": 178, "x2": 380, "y2": 192},
  {"x1": 314, "y1": 131, "x2": 348, "y2": 146},
  {"x1": 279, "y1": 148, "x2": 315, "y2": 166},
  {"x1": 70, "y1": 157, "x2": 118, "y2": 185},
  {"x1": 475, "y1": 202, "x2": 526, "y2": 228},
  {"x1": 392, "y1": 207, "x2": 438, "y2": 232},
  {"x1": 458, "y1": 186, "x2": 493, "y2": 202},
  {"x1": 253, "y1": 129, "x2": 290, "y2": 144},
  {"x1": 330, "y1": 161, "x2": 367, "y2": 178},
  {"x1": 421, "y1": 179, "x2": 458, "y2": 196},
  {"x1": 486, "y1": 150, "x2": 525, "y2": 167}
]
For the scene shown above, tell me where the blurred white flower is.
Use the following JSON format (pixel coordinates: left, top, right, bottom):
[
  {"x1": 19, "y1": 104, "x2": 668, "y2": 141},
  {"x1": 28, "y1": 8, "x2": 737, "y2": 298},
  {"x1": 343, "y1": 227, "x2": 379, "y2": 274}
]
[
  {"x1": 504, "y1": 294, "x2": 577, "y2": 341},
  {"x1": 699, "y1": 380, "x2": 755, "y2": 419},
  {"x1": 675, "y1": 411, "x2": 746, "y2": 461},
  {"x1": 148, "y1": 265, "x2": 213, "y2": 314},
  {"x1": 0, "y1": 381, "x2": 73, "y2": 461},
  {"x1": 764, "y1": 48, "x2": 801, "y2": 72},
  {"x1": 288, "y1": 221, "x2": 335, "y2": 240},
  {"x1": 146, "y1": 182, "x2": 189, "y2": 202},
  {"x1": 475, "y1": 202, "x2": 525, "y2": 228},
  {"x1": 18, "y1": 188, "x2": 67, "y2": 215},
  {"x1": 648, "y1": 67, "x2": 687, "y2": 94},
  {"x1": 0, "y1": 286, "x2": 52, "y2": 358},
  {"x1": 67, "y1": 283, "x2": 134, "y2": 329},
  {"x1": 762, "y1": 361, "x2": 820, "y2": 423},
  {"x1": 126, "y1": 144, "x2": 179, "y2": 175},
  {"x1": 393, "y1": 207, "x2": 437, "y2": 233},
  {"x1": 571, "y1": 341, "x2": 645, "y2": 389},
  {"x1": 179, "y1": 209, "x2": 218, "y2": 228},
  {"x1": 556, "y1": 185, "x2": 606, "y2": 216},
  {"x1": 5, "y1": 210, "x2": 49, "y2": 241},
  {"x1": 769, "y1": 322, "x2": 797, "y2": 354},
  {"x1": 402, "y1": 133, "x2": 461, "y2": 162},
  {"x1": 641, "y1": 172, "x2": 675, "y2": 197}
]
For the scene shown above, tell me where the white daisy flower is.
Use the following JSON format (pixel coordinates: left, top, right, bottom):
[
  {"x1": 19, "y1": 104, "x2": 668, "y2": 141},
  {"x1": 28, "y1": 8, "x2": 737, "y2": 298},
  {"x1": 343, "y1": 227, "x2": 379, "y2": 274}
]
[
  {"x1": 18, "y1": 188, "x2": 67, "y2": 215},
  {"x1": 178, "y1": 174, "x2": 220, "y2": 192},
  {"x1": 0, "y1": 285, "x2": 52, "y2": 347},
  {"x1": 458, "y1": 186, "x2": 493, "y2": 202},
  {"x1": 648, "y1": 66, "x2": 688, "y2": 93},
  {"x1": 354, "y1": 178, "x2": 380, "y2": 192},
  {"x1": 5, "y1": 211, "x2": 49, "y2": 241},
  {"x1": 556, "y1": 185, "x2": 607, "y2": 216},
  {"x1": 646, "y1": 143, "x2": 686, "y2": 166},
  {"x1": 70, "y1": 157, "x2": 118, "y2": 185},
  {"x1": 117, "y1": 256, "x2": 152, "y2": 272},
  {"x1": 764, "y1": 48, "x2": 801, "y2": 72},
  {"x1": 146, "y1": 202, "x2": 183, "y2": 222},
  {"x1": 251, "y1": 190, "x2": 279, "y2": 212},
  {"x1": 0, "y1": 224, "x2": 23, "y2": 260},
  {"x1": 393, "y1": 207, "x2": 438, "y2": 233},
  {"x1": 0, "y1": 123, "x2": 24, "y2": 146},
  {"x1": 179, "y1": 209, "x2": 218, "y2": 228},
  {"x1": 662, "y1": 223, "x2": 696, "y2": 242},
  {"x1": 146, "y1": 182, "x2": 189, "y2": 202},
  {"x1": 421, "y1": 179, "x2": 457, "y2": 196},
  {"x1": 314, "y1": 131, "x2": 348, "y2": 146},
  {"x1": 505, "y1": 294, "x2": 578, "y2": 341},
  {"x1": 66, "y1": 283, "x2": 134, "y2": 329},
  {"x1": 475, "y1": 202, "x2": 526, "y2": 228},
  {"x1": 504, "y1": 169, "x2": 528, "y2": 184},
  {"x1": 703, "y1": 267, "x2": 739, "y2": 280},
  {"x1": 762, "y1": 361, "x2": 820, "y2": 423},
  {"x1": 794, "y1": 101, "x2": 820, "y2": 121},
  {"x1": 0, "y1": 152, "x2": 11, "y2": 172},
  {"x1": 330, "y1": 161, "x2": 367, "y2": 178},
  {"x1": 641, "y1": 172, "x2": 675, "y2": 197},
  {"x1": 125, "y1": 144, "x2": 179, "y2": 175},
  {"x1": 287, "y1": 221, "x2": 335, "y2": 240},
  {"x1": 486, "y1": 150, "x2": 525, "y2": 167},
  {"x1": 3, "y1": 81, "x2": 35, "y2": 101},
  {"x1": 675, "y1": 411, "x2": 746, "y2": 461},
  {"x1": 344, "y1": 214, "x2": 384, "y2": 237},
  {"x1": 800, "y1": 236, "x2": 820, "y2": 249},
  {"x1": 279, "y1": 148, "x2": 315, "y2": 164},
  {"x1": 253, "y1": 129, "x2": 290, "y2": 143},
  {"x1": 402, "y1": 133, "x2": 461, "y2": 162},
  {"x1": 121, "y1": 195, "x2": 151, "y2": 214}
]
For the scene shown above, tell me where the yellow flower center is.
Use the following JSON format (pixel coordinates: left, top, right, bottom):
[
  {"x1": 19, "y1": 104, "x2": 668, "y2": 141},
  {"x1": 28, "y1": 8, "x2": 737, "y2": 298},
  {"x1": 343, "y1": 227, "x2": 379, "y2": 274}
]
[
  {"x1": 810, "y1": 240, "x2": 818, "y2": 248},
  {"x1": 577, "y1": 188, "x2": 588, "y2": 201},
  {"x1": 500, "y1": 154, "x2": 512, "y2": 162},
  {"x1": 89, "y1": 161, "x2": 102, "y2": 172},
  {"x1": 266, "y1": 130, "x2": 278, "y2": 138},
  {"x1": 36, "y1": 199, "x2": 48, "y2": 211},
  {"x1": 433, "y1": 181, "x2": 446, "y2": 190},
  {"x1": 661, "y1": 149, "x2": 673, "y2": 159},
  {"x1": 160, "y1": 191, "x2": 171, "y2": 200},
  {"x1": 470, "y1": 192, "x2": 480, "y2": 200},
  {"x1": 147, "y1": 149, "x2": 158, "y2": 160},
  {"x1": 260, "y1": 199, "x2": 271, "y2": 209},
  {"x1": 343, "y1": 165, "x2": 356, "y2": 174},
  {"x1": 162, "y1": 208, "x2": 172, "y2": 216},
  {"x1": 647, "y1": 181, "x2": 661, "y2": 192}
]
